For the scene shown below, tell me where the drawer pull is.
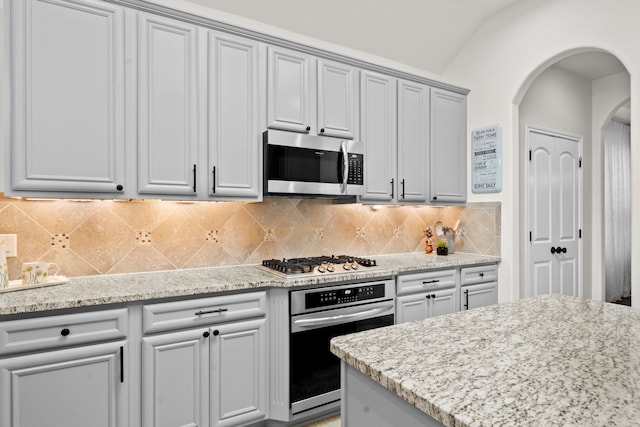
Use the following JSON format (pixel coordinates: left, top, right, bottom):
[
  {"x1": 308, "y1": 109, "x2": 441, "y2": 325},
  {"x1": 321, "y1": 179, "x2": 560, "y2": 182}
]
[
  {"x1": 60, "y1": 328, "x2": 70, "y2": 337},
  {"x1": 422, "y1": 280, "x2": 440, "y2": 285},
  {"x1": 479, "y1": 272, "x2": 485, "y2": 278},
  {"x1": 120, "y1": 346, "x2": 124, "y2": 383},
  {"x1": 213, "y1": 329, "x2": 220, "y2": 336},
  {"x1": 203, "y1": 331, "x2": 210, "y2": 338},
  {"x1": 195, "y1": 308, "x2": 228, "y2": 316}
]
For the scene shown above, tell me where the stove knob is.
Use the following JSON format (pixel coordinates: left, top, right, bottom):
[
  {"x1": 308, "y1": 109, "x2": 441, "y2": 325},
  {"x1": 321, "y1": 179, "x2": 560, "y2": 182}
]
[
  {"x1": 318, "y1": 266, "x2": 326, "y2": 273},
  {"x1": 327, "y1": 264, "x2": 335, "y2": 272},
  {"x1": 351, "y1": 263, "x2": 359, "y2": 270},
  {"x1": 343, "y1": 264, "x2": 351, "y2": 270}
]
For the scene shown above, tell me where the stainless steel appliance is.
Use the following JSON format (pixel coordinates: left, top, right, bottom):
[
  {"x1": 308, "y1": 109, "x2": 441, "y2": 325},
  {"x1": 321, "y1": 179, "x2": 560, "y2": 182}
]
[
  {"x1": 288, "y1": 278, "x2": 395, "y2": 415},
  {"x1": 263, "y1": 129, "x2": 364, "y2": 198},
  {"x1": 261, "y1": 255, "x2": 379, "y2": 278}
]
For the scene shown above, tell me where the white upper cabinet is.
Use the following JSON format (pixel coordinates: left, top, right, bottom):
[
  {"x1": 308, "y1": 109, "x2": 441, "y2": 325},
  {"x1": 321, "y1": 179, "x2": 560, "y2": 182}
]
[
  {"x1": 267, "y1": 46, "x2": 358, "y2": 138},
  {"x1": 136, "y1": 13, "x2": 199, "y2": 197},
  {"x1": 397, "y1": 79, "x2": 430, "y2": 204},
  {"x1": 7, "y1": 0, "x2": 126, "y2": 194},
  {"x1": 430, "y1": 88, "x2": 467, "y2": 204},
  {"x1": 207, "y1": 31, "x2": 261, "y2": 200},
  {"x1": 359, "y1": 70, "x2": 397, "y2": 203},
  {"x1": 316, "y1": 58, "x2": 359, "y2": 139},
  {"x1": 267, "y1": 46, "x2": 315, "y2": 133}
]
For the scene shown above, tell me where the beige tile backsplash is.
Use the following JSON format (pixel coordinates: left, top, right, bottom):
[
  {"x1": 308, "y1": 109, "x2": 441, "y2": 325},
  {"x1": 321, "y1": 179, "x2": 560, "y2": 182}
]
[{"x1": 0, "y1": 194, "x2": 500, "y2": 280}]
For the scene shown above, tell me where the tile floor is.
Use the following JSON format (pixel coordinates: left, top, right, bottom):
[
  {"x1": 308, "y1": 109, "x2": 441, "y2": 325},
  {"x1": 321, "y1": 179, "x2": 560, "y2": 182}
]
[{"x1": 303, "y1": 414, "x2": 341, "y2": 427}]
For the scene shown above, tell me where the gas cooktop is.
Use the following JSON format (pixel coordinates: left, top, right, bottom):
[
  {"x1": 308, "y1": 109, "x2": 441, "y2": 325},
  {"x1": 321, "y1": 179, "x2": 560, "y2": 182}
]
[{"x1": 260, "y1": 255, "x2": 379, "y2": 277}]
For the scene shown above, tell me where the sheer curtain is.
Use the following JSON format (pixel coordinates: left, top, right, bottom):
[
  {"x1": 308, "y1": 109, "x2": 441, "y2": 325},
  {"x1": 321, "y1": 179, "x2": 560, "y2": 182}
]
[{"x1": 604, "y1": 120, "x2": 631, "y2": 302}]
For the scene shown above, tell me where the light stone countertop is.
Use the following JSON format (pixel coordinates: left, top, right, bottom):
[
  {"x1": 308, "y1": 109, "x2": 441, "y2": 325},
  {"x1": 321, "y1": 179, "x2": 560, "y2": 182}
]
[
  {"x1": 0, "y1": 252, "x2": 499, "y2": 316},
  {"x1": 330, "y1": 293, "x2": 640, "y2": 427}
]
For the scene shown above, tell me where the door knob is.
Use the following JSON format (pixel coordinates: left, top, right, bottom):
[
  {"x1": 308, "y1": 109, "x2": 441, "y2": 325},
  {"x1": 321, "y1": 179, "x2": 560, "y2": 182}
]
[
  {"x1": 550, "y1": 247, "x2": 556, "y2": 254},
  {"x1": 560, "y1": 247, "x2": 567, "y2": 253}
]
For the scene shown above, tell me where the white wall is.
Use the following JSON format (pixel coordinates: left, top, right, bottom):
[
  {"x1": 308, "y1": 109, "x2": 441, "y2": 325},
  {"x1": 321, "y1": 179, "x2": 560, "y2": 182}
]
[
  {"x1": 518, "y1": 65, "x2": 593, "y2": 298},
  {"x1": 443, "y1": 0, "x2": 640, "y2": 304}
]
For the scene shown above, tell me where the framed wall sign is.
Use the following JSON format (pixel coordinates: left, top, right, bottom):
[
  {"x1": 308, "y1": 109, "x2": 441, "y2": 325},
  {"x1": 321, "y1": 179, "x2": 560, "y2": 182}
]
[{"x1": 472, "y1": 125, "x2": 503, "y2": 193}]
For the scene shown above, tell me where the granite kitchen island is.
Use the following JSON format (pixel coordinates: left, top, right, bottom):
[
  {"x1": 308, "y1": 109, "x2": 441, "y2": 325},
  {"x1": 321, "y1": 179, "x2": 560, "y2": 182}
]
[{"x1": 330, "y1": 294, "x2": 640, "y2": 426}]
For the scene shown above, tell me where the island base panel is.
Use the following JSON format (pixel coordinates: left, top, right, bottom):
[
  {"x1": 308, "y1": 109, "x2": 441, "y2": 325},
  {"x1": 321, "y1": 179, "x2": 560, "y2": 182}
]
[{"x1": 340, "y1": 361, "x2": 444, "y2": 427}]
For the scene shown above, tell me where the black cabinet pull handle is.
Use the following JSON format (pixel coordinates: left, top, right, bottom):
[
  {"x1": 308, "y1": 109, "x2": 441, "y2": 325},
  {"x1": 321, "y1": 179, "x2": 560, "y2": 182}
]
[
  {"x1": 433, "y1": 196, "x2": 438, "y2": 201},
  {"x1": 479, "y1": 272, "x2": 485, "y2": 278},
  {"x1": 306, "y1": 126, "x2": 311, "y2": 132},
  {"x1": 120, "y1": 346, "x2": 124, "y2": 383},
  {"x1": 193, "y1": 164, "x2": 197, "y2": 192},
  {"x1": 320, "y1": 128, "x2": 325, "y2": 133},
  {"x1": 60, "y1": 328, "x2": 70, "y2": 337},
  {"x1": 426, "y1": 294, "x2": 431, "y2": 299},
  {"x1": 390, "y1": 178, "x2": 394, "y2": 199},
  {"x1": 431, "y1": 294, "x2": 436, "y2": 298},
  {"x1": 116, "y1": 184, "x2": 123, "y2": 191},
  {"x1": 195, "y1": 308, "x2": 228, "y2": 316},
  {"x1": 401, "y1": 179, "x2": 405, "y2": 199},
  {"x1": 212, "y1": 166, "x2": 216, "y2": 193},
  {"x1": 422, "y1": 279, "x2": 440, "y2": 285},
  {"x1": 464, "y1": 289, "x2": 469, "y2": 310},
  {"x1": 213, "y1": 329, "x2": 220, "y2": 336},
  {"x1": 203, "y1": 331, "x2": 210, "y2": 338}
]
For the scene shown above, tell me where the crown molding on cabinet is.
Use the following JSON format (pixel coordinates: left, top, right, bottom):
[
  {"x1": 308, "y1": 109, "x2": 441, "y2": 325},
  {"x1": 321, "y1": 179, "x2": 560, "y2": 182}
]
[{"x1": 107, "y1": 0, "x2": 470, "y2": 95}]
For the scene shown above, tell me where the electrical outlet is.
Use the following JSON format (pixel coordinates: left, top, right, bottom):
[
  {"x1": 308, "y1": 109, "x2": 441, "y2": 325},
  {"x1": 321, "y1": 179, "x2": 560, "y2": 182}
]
[{"x1": 0, "y1": 234, "x2": 17, "y2": 257}]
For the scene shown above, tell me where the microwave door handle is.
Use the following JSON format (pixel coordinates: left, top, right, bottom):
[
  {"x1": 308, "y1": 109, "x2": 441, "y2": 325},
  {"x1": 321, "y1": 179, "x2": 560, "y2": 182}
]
[{"x1": 340, "y1": 140, "x2": 348, "y2": 193}]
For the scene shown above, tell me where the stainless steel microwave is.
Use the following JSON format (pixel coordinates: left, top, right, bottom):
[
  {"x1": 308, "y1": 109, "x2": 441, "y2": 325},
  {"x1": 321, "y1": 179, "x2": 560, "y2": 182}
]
[{"x1": 263, "y1": 130, "x2": 364, "y2": 198}]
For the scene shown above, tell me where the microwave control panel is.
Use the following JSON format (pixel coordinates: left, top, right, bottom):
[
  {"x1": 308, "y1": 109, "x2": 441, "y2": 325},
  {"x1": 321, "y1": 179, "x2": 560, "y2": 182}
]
[{"x1": 347, "y1": 154, "x2": 364, "y2": 185}]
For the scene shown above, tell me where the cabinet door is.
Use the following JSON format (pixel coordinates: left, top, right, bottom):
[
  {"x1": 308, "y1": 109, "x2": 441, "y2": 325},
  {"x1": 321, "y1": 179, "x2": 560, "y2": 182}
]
[
  {"x1": 208, "y1": 31, "x2": 261, "y2": 199},
  {"x1": 397, "y1": 80, "x2": 429, "y2": 203},
  {"x1": 0, "y1": 341, "x2": 127, "y2": 427},
  {"x1": 359, "y1": 70, "x2": 397, "y2": 203},
  {"x1": 461, "y1": 282, "x2": 498, "y2": 311},
  {"x1": 8, "y1": 0, "x2": 126, "y2": 194},
  {"x1": 396, "y1": 294, "x2": 428, "y2": 324},
  {"x1": 317, "y1": 58, "x2": 358, "y2": 139},
  {"x1": 430, "y1": 288, "x2": 458, "y2": 318},
  {"x1": 141, "y1": 329, "x2": 209, "y2": 427},
  {"x1": 267, "y1": 46, "x2": 314, "y2": 133},
  {"x1": 137, "y1": 13, "x2": 199, "y2": 196},
  {"x1": 430, "y1": 88, "x2": 467, "y2": 203},
  {"x1": 210, "y1": 318, "x2": 267, "y2": 427}
]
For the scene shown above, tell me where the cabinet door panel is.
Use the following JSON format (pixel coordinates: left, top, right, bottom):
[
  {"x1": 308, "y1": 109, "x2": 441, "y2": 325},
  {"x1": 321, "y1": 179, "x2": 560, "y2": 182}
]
[
  {"x1": 141, "y1": 329, "x2": 208, "y2": 427},
  {"x1": 317, "y1": 59, "x2": 358, "y2": 139},
  {"x1": 267, "y1": 47, "x2": 313, "y2": 133},
  {"x1": 137, "y1": 13, "x2": 198, "y2": 196},
  {"x1": 398, "y1": 80, "x2": 429, "y2": 203},
  {"x1": 210, "y1": 318, "x2": 266, "y2": 427},
  {"x1": 360, "y1": 71, "x2": 397, "y2": 203},
  {"x1": 396, "y1": 294, "x2": 428, "y2": 324},
  {"x1": 209, "y1": 32, "x2": 260, "y2": 199},
  {"x1": 462, "y1": 282, "x2": 498, "y2": 311},
  {"x1": 0, "y1": 341, "x2": 126, "y2": 427},
  {"x1": 430, "y1": 89, "x2": 467, "y2": 203},
  {"x1": 9, "y1": 0, "x2": 125, "y2": 193},
  {"x1": 430, "y1": 288, "x2": 458, "y2": 318}
]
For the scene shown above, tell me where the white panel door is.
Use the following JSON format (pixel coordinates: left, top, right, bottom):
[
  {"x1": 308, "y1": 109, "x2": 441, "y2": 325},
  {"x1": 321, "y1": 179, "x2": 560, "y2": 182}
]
[
  {"x1": 8, "y1": 0, "x2": 126, "y2": 194},
  {"x1": 267, "y1": 46, "x2": 314, "y2": 133},
  {"x1": 208, "y1": 31, "x2": 261, "y2": 199},
  {"x1": 210, "y1": 318, "x2": 267, "y2": 427},
  {"x1": 461, "y1": 282, "x2": 498, "y2": 310},
  {"x1": 359, "y1": 70, "x2": 397, "y2": 203},
  {"x1": 396, "y1": 294, "x2": 428, "y2": 324},
  {"x1": 0, "y1": 341, "x2": 127, "y2": 427},
  {"x1": 317, "y1": 58, "x2": 358, "y2": 139},
  {"x1": 137, "y1": 13, "x2": 199, "y2": 196},
  {"x1": 397, "y1": 80, "x2": 429, "y2": 203},
  {"x1": 430, "y1": 88, "x2": 467, "y2": 204},
  {"x1": 528, "y1": 127, "x2": 582, "y2": 297},
  {"x1": 429, "y1": 288, "x2": 458, "y2": 318},
  {"x1": 141, "y1": 329, "x2": 209, "y2": 427}
]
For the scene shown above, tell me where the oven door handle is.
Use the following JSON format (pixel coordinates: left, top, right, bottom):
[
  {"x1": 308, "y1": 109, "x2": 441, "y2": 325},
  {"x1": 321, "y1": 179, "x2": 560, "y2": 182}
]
[{"x1": 293, "y1": 305, "x2": 394, "y2": 328}]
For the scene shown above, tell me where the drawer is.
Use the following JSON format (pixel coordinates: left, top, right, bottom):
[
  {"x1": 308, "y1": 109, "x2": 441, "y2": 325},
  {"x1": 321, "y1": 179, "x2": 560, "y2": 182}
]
[
  {"x1": 0, "y1": 308, "x2": 128, "y2": 356},
  {"x1": 397, "y1": 269, "x2": 457, "y2": 296},
  {"x1": 143, "y1": 291, "x2": 267, "y2": 334},
  {"x1": 460, "y1": 264, "x2": 498, "y2": 286}
]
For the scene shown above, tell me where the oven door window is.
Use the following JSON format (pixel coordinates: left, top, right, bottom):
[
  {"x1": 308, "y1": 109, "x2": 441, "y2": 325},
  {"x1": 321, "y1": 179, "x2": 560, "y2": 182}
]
[
  {"x1": 289, "y1": 313, "x2": 394, "y2": 406},
  {"x1": 267, "y1": 145, "x2": 342, "y2": 184}
]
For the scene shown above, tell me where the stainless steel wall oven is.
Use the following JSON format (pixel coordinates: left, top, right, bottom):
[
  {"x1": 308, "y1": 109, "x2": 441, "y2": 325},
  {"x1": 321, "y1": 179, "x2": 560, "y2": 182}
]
[{"x1": 288, "y1": 279, "x2": 395, "y2": 415}]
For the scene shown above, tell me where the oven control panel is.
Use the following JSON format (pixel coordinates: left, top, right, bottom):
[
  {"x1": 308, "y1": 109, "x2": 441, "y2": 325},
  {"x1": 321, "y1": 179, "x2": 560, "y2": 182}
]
[{"x1": 305, "y1": 283, "x2": 385, "y2": 309}]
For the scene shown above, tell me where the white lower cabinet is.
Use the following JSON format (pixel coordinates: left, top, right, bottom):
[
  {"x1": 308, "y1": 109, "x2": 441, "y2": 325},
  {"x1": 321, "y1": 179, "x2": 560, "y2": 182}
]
[
  {"x1": 0, "y1": 309, "x2": 129, "y2": 427},
  {"x1": 141, "y1": 292, "x2": 268, "y2": 427},
  {"x1": 396, "y1": 269, "x2": 458, "y2": 324},
  {"x1": 460, "y1": 264, "x2": 498, "y2": 311}
]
